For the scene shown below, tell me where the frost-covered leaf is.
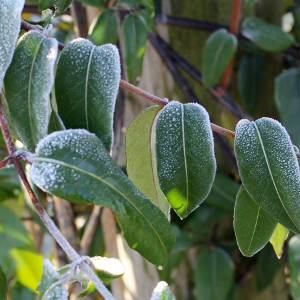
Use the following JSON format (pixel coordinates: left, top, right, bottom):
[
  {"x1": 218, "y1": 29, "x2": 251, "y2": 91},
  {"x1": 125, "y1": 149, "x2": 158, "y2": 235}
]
[
  {"x1": 234, "y1": 118, "x2": 300, "y2": 233},
  {"x1": 151, "y1": 281, "x2": 175, "y2": 300},
  {"x1": 0, "y1": 0, "x2": 24, "y2": 91},
  {"x1": 122, "y1": 14, "x2": 148, "y2": 85},
  {"x1": 156, "y1": 101, "x2": 216, "y2": 219},
  {"x1": 53, "y1": 0, "x2": 73, "y2": 17},
  {"x1": 10, "y1": 249, "x2": 43, "y2": 292},
  {"x1": 55, "y1": 39, "x2": 120, "y2": 151},
  {"x1": 202, "y1": 29, "x2": 237, "y2": 88},
  {"x1": 89, "y1": 9, "x2": 118, "y2": 46},
  {"x1": 126, "y1": 106, "x2": 170, "y2": 218},
  {"x1": 30, "y1": 130, "x2": 175, "y2": 267},
  {"x1": 234, "y1": 185, "x2": 277, "y2": 257},
  {"x1": 238, "y1": 52, "x2": 266, "y2": 114},
  {"x1": 0, "y1": 264, "x2": 7, "y2": 300},
  {"x1": 48, "y1": 110, "x2": 66, "y2": 134},
  {"x1": 275, "y1": 68, "x2": 300, "y2": 149},
  {"x1": 242, "y1": 17, "x2": 295, "y2": 52},
  {"x1": 4, "y1": 31, "x2": 58, "y2": 152},
  {"x1": 37, "y1": 259, "x2": 68, "y2": 300},
  {"x1": 196, "y1": 248, "x2": 234, "y2": 300},
  {"x1": 270, "y1": 223, "x2": 289, "y2": 259},
  {"x1": 289, "y1": 235, "x2": 300, "y2": 299}
]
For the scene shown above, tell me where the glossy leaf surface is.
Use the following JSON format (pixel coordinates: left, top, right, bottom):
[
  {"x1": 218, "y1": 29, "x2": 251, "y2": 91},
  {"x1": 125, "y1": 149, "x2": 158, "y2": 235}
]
[
  {"x1": 202, "y1": 29, "x2": 237, "y2": 88},
  {"x1": 0, "y1": 0, "x2": 24, "y2": 91},
  {"x1": 242, "y1": 17, "x2": 294, "y2": 52},
  {"x1": 234, "y1": 185, "x2": 277, "y2": 257},
  {"x1": 269, "y1": 223, "x2": 289, "y2": 259},
  {"x1": 55, "y1": 39, "x2": 120, "y2": 151},
  {"x1": 4, "y1": 31, "x2": 58, "y2": 151},
  {"x1": 235, "y1": 117, "x2": 300, "y2": 234},
  {"x1": 38, "y1": 0, "x2": 54, "y2": 11},
  {"x1": 126, "y1": 106, "x2": 170, "y2": 218},
  {"x1": 89, "y1": 9, "x2": 118, "y2": 46},
  {"x1": 30, "y1": 130, "x2": 175, "y2": 267},
  {"x1": 275, "y1": 68, "x2": 300, "y2": 148},
  {"x1": 54, "y1": 0, "x2": 73, "y2": 17},
  {"x1": 156, "y1": 101, "x2": 216, "y2": 219},
  {"x1": 238, "y1": 52, "x2": 266, "y2": 114},
  {"x1": 196, "y1": 248, "x2": 234, "y2": 300},
  {"x1": 288, "y1": 235, "x2": 300, "y2": 299},
  {"x1": 122, "y1": 14, "x2": 148, "y2": 85},
  {"x1": 150, "y1": 281, "x2": 175, "y2": 300},
  {"x1": 0, "y1": 264, "x2": 7, "y2": 300}
]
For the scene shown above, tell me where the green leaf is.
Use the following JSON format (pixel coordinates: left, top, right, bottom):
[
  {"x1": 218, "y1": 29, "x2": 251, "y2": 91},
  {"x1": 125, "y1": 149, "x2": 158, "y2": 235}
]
[
  {"x1": 275, "y1": 68, "x2": 300, "y2": 148},
  {"x1": 77, "y1": 282, "x2": 95, "y2": 298},
  {"x1": 289, "y1": 235, "x2": 300, "y2": 299},
  {"x1": 0, "y1": 264, "x2": 7, "y2": 300},
  {"x1": 30, "y1": 129, "x2": 175, "y2": 267},
  {"x1": 234, "y1": 185, "x2": 277, "y2": 257},
  {"x1": 38, "y1": 0, "x2": 54, "y2": 11},
  {"x1": 244, "y1": 0, "x2": 258, "y2": 6},
  {"x1": 255, "y1": 243, "x2": 284, "y2": 292},
  {"x1": 238, "y1": 52, "x2": 266, "y2": 114},
  {"x1": 136, "y1": 0, "x2": 154, "y2": 10},
  {"x1": 0, "y1": 0, "x2": 25, "y2": 91},
  {"x1": 269, "y1": 223, "x2": 289, "y2": 259},
  {"x1": 10, "y1": 249, "x2": 43, "y2": 292},
  {"x1": 202, "y1": 29, "x2": 237, "y2": 88},
  {"x1": 54, "y1": 0, "x2": 73, "y2": 17},
  {"x1": 55, "y1": 39, "x2": 120, "y2": 151},
  {"x1": 234, "y1": 117, "x2": 300, "y2": 234},
  {"x1": 196, "y1": 248, "x2": 234, "y2": 300},
  {"x1": 88, "y1": 9, "x2": 118, "y2": 46},
  {"x1": 150, "y1": 281, "x2": 175, "y2": 300},
  {"x1": 4, "y1": 31, "x2": 58, "y2": 152},
  {"x1": 48, "y1": 110, "x2": 66, "y2": 134},
  {"x1": 41, "y1": 9, "x2": 53, "y2": 27},
  {"x1": 77, "y1": 0, "x2": 105, "y2": 6},
  {"x1": 37, "y1": 259, "x2": 68, "y2": 300},
  {"x1": 122, "y1": 14, "x2": 148, "y2": 85},
  {"x1": 293, "y1": 8, "x2": 300, "y2": 45},
  {"x1": 205, "y1": 171, "x2": 240, "y2": 213},
  {"x1": 241, "y1": 17, "x2": 295, "y2": 52},
  {"x1": 126, "y1": 106, "x2": 170, "y2": 218},
  {"x1": 11, "y1": 282, "x2": 36, "y2": 300},
  {"x1": 156, "y1": 101, "x2": 216, "y2": 219}
]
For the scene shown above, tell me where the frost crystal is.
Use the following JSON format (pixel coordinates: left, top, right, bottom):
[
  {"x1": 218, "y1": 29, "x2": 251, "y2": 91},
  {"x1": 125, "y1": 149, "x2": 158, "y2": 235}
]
[{"x1": 151, "y1": 281, "x2": 176, "y2": 300}]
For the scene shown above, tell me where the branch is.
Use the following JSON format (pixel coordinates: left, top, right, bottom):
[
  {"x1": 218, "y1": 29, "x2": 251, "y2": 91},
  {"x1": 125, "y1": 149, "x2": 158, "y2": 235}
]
[{"x1": 0, "y1": 95, "x2": 115, "y2": 299}]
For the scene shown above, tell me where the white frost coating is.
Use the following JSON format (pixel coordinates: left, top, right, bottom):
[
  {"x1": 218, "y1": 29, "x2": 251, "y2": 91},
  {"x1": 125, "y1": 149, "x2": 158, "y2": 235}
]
[
  {"x1": 151, "y1": 281, "x2": 176, "y2": 300},
  {"x1": 0, "y1": 0, "x2": 25, "y2": 91},
  {"x1": 235, "y1": 117, "x2": 300, "y2": 232}
]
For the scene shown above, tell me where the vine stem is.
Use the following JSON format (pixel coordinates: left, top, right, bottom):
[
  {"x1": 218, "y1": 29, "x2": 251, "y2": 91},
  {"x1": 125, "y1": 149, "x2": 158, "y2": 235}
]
[
  {"x1": 220, "y1": 0, "x2": 241, "y2": 89},
  {"x1": 0, "y1": 95, "x2": 115, "y2": 300}
]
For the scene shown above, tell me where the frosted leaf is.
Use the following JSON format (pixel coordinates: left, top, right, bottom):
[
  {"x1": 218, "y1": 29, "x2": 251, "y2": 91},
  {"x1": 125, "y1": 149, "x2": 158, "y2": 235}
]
[
  {"x1": 151, "y1": 281, "x2": 176, "y2": 300},
  {"x1": 4, "y1": 30, "x2": 58, "y2": 151},
  {"x1": 37, "y1": 259, "x2": 69, "y2": 300},
  {"x1": 55, "y1": 39, "x2": 121, "y2": 151},
  {"x1": 235, "y1": 117, "x2": 300, "y2": 233},
  {"x1": 30, "y1": 129, "x2": 175, "y2": 267},
  {"x1": 0, "y1": 0, "x2": 24, "y2": 91},
  {"x1": 156, "y1": 101, "x2": 216, "y2": 219}
]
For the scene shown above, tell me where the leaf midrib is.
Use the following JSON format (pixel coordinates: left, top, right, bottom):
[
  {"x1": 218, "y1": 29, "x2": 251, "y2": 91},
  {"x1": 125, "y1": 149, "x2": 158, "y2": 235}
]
[{"x1": 34, "y1": 156, "x2": 168, "y2": 258}]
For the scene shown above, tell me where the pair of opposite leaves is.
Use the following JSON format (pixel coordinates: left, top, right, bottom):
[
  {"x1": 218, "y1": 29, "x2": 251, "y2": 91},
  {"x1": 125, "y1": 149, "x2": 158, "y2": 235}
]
[{"x1": 234, "y1": 118, "x2": 300, "y2": 257}]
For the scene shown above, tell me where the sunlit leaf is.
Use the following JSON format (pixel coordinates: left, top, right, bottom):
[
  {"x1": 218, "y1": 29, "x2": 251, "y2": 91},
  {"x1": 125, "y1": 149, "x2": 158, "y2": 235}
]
[
  {"x1": 234, "y1": 185, "x2": 277, "y2": 257},
  {"x1": 55, "y1": 39, "x2": 120, "y2": 151},
  {"x1": 0, "y1": 0, "x2": 24, "y2": 91},
  {"x1": 0, "y1": 264, "x2": 7, "y2": 300},
  {"x1": 30, "y1": 130, "x2": 175, "y2": 267},
  {"x1": 202, "y1": 29, "x2": 237, "y2": 88},
  {"x1": 150, "y1": 281, "x2": 175, "y2": 300},
  {"x1": 4, "y1": 31, "x2": 58, "y2": 151},
  {"x1": 269, "y1": 223, "x2": 289, "y2": 259},
  {"x1": 53, "y1": 0, "x2": 73, "y2": 17},
  {"x1": 241, "y1": 17, "x2": 295, "y2": 52},
  {"x1": 234, "y1": 117, "x2": 300, "y2": 233},
  {"x1": 196, "y1": 248, "x2": 234, "y2": 300},
  {"x1": 156, "y1": 101, "x2": 216, "y2": 219},
  {"x1": 126, "y1": 106, "x2": 170, "y2": 218}
]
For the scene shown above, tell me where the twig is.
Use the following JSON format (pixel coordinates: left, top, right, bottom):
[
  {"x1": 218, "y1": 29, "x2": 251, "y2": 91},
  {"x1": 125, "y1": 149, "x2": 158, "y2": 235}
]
[
  {"x1": 0, "y1": 155, "x2": 12, "y2": 169},
  {"x1": 0, "y1": 95, "x2": 115, "y2": 300},
  {"x1": 220, "y1": 0, "x2": 241, "y2": 89}
]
